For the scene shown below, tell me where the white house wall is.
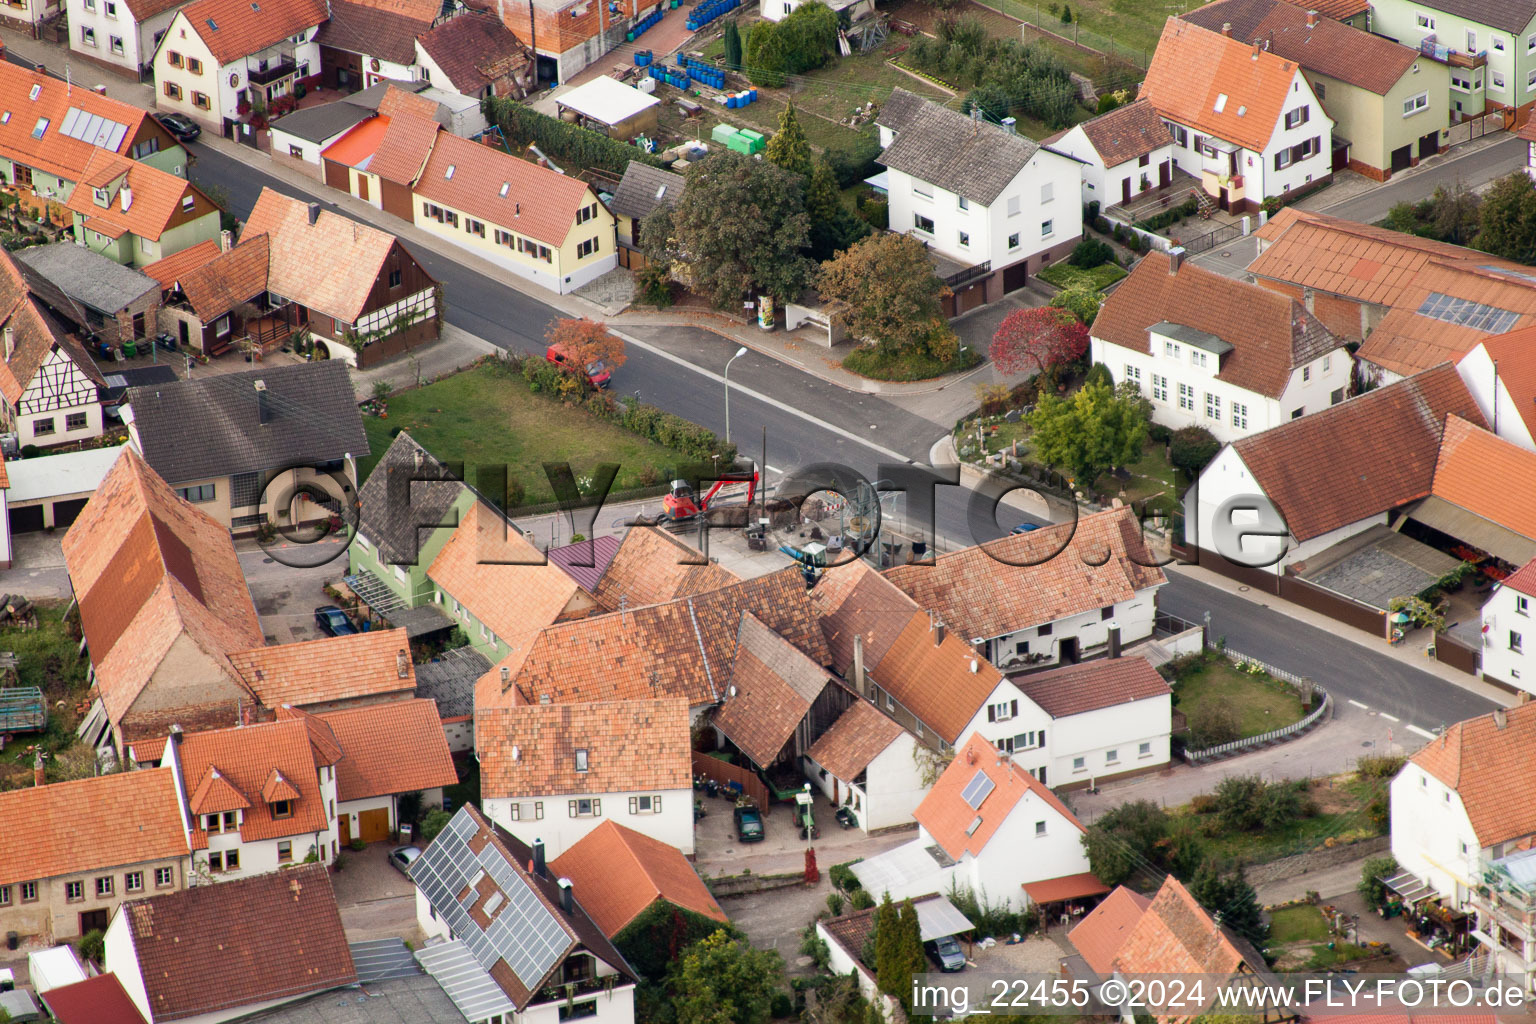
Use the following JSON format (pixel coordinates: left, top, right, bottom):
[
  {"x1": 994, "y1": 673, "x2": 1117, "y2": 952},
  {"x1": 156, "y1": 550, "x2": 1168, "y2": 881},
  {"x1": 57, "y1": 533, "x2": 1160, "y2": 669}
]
[
  {"x1": 1047, "y1": 694, "x2": 1172, "y2": 785},
  {"x1": 805, "y1": 729, "x2": 928, "y2": 834},
  {"x1": 955, "y1": 788, "x2": 1093, "y2": 910},
  {"x1": 983, "y1": 593, "x2": 1158, "y2": 670},
  {"x1": 1481, "y1": 584, "x2": 1536, "y2": 693},
  {"x1": 1390, "y1": 764, "x2": 1481, "y2": 908},
  {"x1": 105, "y1": 910, "x2": 150, "y2": 1022},
  {"x1": 1458, "y1": 347, "x2": 1536, "y2": 451},
  {"x1": 482, "y1": 786, "x2": 693, "y2": 858}
]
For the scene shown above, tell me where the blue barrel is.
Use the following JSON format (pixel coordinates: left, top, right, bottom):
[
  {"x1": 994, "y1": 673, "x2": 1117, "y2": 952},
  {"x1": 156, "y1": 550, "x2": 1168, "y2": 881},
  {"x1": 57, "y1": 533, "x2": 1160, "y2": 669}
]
[{"x1": 749, "y1": 88, "x2": 757, "y2": 101}]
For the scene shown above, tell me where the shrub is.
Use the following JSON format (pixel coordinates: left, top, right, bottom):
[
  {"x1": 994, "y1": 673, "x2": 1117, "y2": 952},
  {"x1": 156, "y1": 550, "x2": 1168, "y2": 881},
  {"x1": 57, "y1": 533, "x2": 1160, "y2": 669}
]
[
  {"x1": 76, "y1": 929, "x2": 105, "y2": 966},
  {"x1": 1082, "y1": 362, "x2": 1113, "y2": 390},
  {"x1": 1097, "y1": 92, "x2": 1121, "y2": 114},
  {"x1": 1169, "y1": 425, "x2": 1221, "y2": 477},
  {"x1": 830, "y1": 859, "x2": 864, "y2": 893},
  {"x1": 484, "y1": 96, "x2": 663, "y2": 176},
  {"x1": 1085, "y1": 200, "x2": 1100, "y2": 221},
  {"x1": 419, "y1": 808, "x2": 452, "y2": 843},
  {"x1": 1148, "y1": 423, "x2": 1173, "y2": 444},
  {"x1": 1187, "y1": 699, "x2": 1242, "y2": 747},
  {"x1": 1092, "y1": 215, "x2": 1111, "y2": 234},
  {"x1": 1069, "y1": 237, "x2": 1116, "y2": 269},
  {"x1": 771, "y1": 992, "x2": 795, "y2": 1019},
  {"x1": 1214, "y1": 775, "x2": 1268, "y2": 832},
  {"x1": 826, "y1": 129, "x2": 882, "y2": 188},
  {"x1": 349, "y1": 836, "x2": 366, "y2": 852},
  {"x1": 800, "y1": 926, "x2": 832, "y2": 971},
  {"x1": 1258, "y1": 779, "x2": 1310, "y2": 829},
  {"x1": 1356, "y1": 753, "x2": 1407, "y2": 779},
  {"x1": 827, "y1": 891, "x2": 845, "y2": 916},
  {"x1": 1123, "y1": 231, "x2": 1142, "y2": 252},
  {"x1": 848, "y1": 888, "x2": 876, "y2": 910},
  {"x1": 1359, "y1": 855, "x2": 1399, "y2": 906},
  {"x1": 1189, "y1": 793, "x2": 1218, "y2": 815},
  {"x1": 637, "y1": 263, "x2": 674, "y2": 307},
  {"x1": 371, "y1": 379, "x2": 393, "y2": 400},
  {"x1": 858, "y1": 195, "x2": 889, "y2": 230}
]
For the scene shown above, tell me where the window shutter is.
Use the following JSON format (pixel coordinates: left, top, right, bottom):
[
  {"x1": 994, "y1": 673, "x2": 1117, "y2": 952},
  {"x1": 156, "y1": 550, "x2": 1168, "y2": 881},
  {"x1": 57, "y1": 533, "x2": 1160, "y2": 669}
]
[
  {"x1": 988, "y1": 705, "x2": 996, "y2": 723},
  {"x1": 653, "y1": 795, "x2": 661, "y2": 813},
  {"x1": 630, "y1": 797, "x2": 638, "y2": 814},
  {"x1": 593, "y1": 799, "x2": 601, "y2": 816},
  {"x1": 569, "y1": 800, "x2": 577, "y2": 818},
  {"x1": 1010, "y1": 699, "x2": 1018, "y2": 718}
]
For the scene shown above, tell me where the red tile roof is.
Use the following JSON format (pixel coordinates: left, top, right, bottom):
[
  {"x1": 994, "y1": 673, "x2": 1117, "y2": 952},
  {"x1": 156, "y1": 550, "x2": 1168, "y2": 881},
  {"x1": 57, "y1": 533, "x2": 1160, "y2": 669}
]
[
  {"x1": 273, "y1": 703, "x2": 345, "y2": 767},
  {"x1": 806, "y1": 699, "x2": 905, "y2": 781},
  {"x1": 313, "y1": 0, "x2": 432, "y2": 64},
  {"x1": 176, "y1": 718, "x2": 328, "y2": 844},
  {"x1": 477, "y1": 698, "x2": 691, "y2": 799},
  {"x1": 1139, "y1": 17, "x2": 1302, "y2": 153},
  {"x1": 711, "y1": 613, "x2": 845, "y2": 769},
  {"x1": 0, "y1": 767, "x2": 188, "y2": 887},
  {"x1": 41, "y1": 973, "x2": 149, "y2": 1024},
  {"x1": 1230, "y1": 363, "x2": 1484, "y2": 541},
  {"x1": 142, "y1": 240, "x2": 221, "y2": 291},
  {"x1": 417, "y1": 12, "x2": 533, "y2": 96},
  {"x1": 368, "y1": 113, "x2": 440, "y2": 186},
  {"x1": 61, "y1": 448, "x2": 264, "y2": 736},
  {"x1": 550, "y1": 819, "x2": 727, "y2": 937},
  {"x1": 1431, "y1": 414, "x2": 1536, "y2": 547},
  {"x1": 1096, "y1": 251, "x2": 1340, "y2": 398},
  {"x1": 415, "y1": 131, "x2": 599, "y2": 248},
  {"x1": 0, "y1": 63, "x2": 162, "y2": 182},
  {"x1": 1465, "y1": 325, "x2": 1536, "y2": 444},
  {"x1": 914, "y1": 733, "x2": 1085, "y2": 860},
  {"x1": 1412, "y1": 701, "x2": 1536, "y2": 846},
  {"x1": 1503, "y1": 558, "x2": 1536, "y2": 599},
  {"x1": 315, "y1": 698, "x2": 459, "y2": 801},
  {"x1": 179, "y1": 0, "x2": 329, "y2": 65},
  {"x1": 320, "y1": 114, "x2": 390, "y2": 169},
  {"x1": 1074, "y1": 99, "x2": 1172, "y2": 167},
  {"x1": 1271, "y1": 0, "x2": 1367, "y2": 19},
  {"x1": 188, "y1": 764, "x2": 251, "y2": 815},
  {"x1": 1112, "y1": 875, "x2": 1257, "y2": 977},
  {"x1": 65, "y1": 150, "x2": 214, "y2": 243},
  {"x1": 177, "y1": 233, "x2": 268, "y2": 322},
  {"x1": 430, "y1": 502, "x2": 584, "y2": 639},
  {"x1": 1068, "y1": 885, "x2": 1151, "y2": 974},
  {"x1": 589, "y1": 526, "x2": 740, "y2": 612},
  {"x1": 884, "y1": 506, "x2": 1167, "y2": 646},
  {"x1": 0, "y1": 246, "x2": 98, "y2": 409},
  {"x1": 1018, "y1": 657, "x2": 1171, "y2": 718},
  {"x1": 229, "y1": 627, "x2": 416, "y2": 708},
  {"x1": 120, "y1": 863, "x2": 355, "y2": 1022},
  {"x1": 1023, "y1": 871, "x2": 1111, "y2": 903}
]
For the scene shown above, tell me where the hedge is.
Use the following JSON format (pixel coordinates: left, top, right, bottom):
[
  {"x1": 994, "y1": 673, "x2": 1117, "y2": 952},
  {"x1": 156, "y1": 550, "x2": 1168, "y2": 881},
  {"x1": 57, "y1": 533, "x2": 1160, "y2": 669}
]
[
  {"x1": 483, "y1": 96, "x2": 664, "y2": 177},
  {"x1": 1133, "y1": 197, "x2": 1199, "y2": 234}
]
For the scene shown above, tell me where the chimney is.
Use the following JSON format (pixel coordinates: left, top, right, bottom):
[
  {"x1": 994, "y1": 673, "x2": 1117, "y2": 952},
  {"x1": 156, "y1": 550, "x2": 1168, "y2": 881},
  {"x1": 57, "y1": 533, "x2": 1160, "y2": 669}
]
[
  {"x1": 307, "y1": 202, "x2": 321, "y2": 226},
  {"x1": 852, "y1": 633, "x2": 866, "y2": 695},
  {"x1": 533, "y1": 838, "x2": 547, "y2": 878},
  {"x1": 396, "y1": 650, "x2": 410, "y2": 679},
  {"x1": 255, "y1": 379, "x2": 271, "y2": 425},
  {"x1": 34, "y1": 64, "x2": 44, "y2": 76},
  {"x1": 33, "y1": 749, "x2": 44, "y2": 787},
  {"x1": 220, "y1": 229, "x2": 233, "y2": 252},
  {"x1": 500, "y1": 665, "x2": 510, "y2": 688},
  {"x1": 1168, "y1": 246, "x2": 1186, "y2": 274},
  {"x1": 1495, "y1": 707, "x2": 1508, "y2": 730},
  {"x1": 1221, "y1": 21, "x2": 1231, "y2": 36},
  {"x1": 4, "y1": 327, "x2": 13, "y2": 361},
  {"x1": 1252, "y1": 40, "x2": 1261, "y2": 58},
  {"x1": 120, "y1": 185, "x2": 133, "y2": 213},
  {"x1": 1001, "y1": 117, "x2": 1017, "y2": 135},
  {"x1": 930, "y1": 614, "x2": 946, "y2": 648},
  {"x1": 1108, "y1": 621, "x2": 1122, "y2": 659},
  {"x1": 1305, "y1": 9, "x2": 1319, "y2": 27},
  {"x1": 557, "y1": 877, "x2": 574, "y2": 914}
]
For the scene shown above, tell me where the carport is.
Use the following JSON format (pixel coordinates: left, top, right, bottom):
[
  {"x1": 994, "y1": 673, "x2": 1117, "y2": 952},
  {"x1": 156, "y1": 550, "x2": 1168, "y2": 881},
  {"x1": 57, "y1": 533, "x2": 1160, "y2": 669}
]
[
  {"x1": 1293, "y1": 524, "x2": 1462, "y2": 613},
  {"x1": 5, "y1": 445, "x2": 127, "y2": 533}
]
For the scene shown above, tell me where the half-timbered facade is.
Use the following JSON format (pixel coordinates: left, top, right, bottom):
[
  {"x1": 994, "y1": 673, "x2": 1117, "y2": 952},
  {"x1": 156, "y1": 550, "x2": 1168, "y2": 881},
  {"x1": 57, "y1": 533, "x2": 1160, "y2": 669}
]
[{"x1": 0, "y1": 250, "x2": 106, "y2": 449}]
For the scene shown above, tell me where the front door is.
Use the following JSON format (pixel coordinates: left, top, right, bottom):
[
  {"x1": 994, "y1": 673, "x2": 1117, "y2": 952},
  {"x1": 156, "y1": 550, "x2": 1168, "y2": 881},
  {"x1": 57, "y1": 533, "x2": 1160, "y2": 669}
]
[
  {"x1": 178, "y1": 320, "x2": 190, "y2": 348},
  {"x1": 1058, "y1": 636, "x2": 1079, "y2": 664},
  {"x1": 833, "y1": 778, "x2": 839, "y2": 805},
  {"x1": 356, "y1": 175, "x2": 370, "y2": 202},
  {"x1": 1159, "y1": 160, "x2": 1171, "y2": 187},
  {"x1": 338, "y1": 814, "x2": 351, "y2": 846},
  {"x1": 1121, "y1": 177, "x2": 1131, "y2": 205},
  {"x1": 1218, "y1": 187, "x2": 1230, "y2": 211},
  {"x1": 132, "y1": 312, "x2": 145, "y2": 338},
  {"x1": 79, "y1": 909, "x2": 109, "y2": 935}
]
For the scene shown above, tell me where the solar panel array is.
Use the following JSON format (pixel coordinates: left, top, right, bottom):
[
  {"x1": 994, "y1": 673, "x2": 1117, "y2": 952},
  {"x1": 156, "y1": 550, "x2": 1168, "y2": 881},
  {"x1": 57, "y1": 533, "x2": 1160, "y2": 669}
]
[
  {"x1": 1416, "y1": 292, "x2": 1521, "y2": 334},
  {"x1": 59, "y1": 106, "x2": 129, "y2": 152},
  {"x1": 409, "y1": 809, "x2": 571, "y2": 993},
  {"x1": 960, "y1": 770, "x2": 995, "y2": 809}
]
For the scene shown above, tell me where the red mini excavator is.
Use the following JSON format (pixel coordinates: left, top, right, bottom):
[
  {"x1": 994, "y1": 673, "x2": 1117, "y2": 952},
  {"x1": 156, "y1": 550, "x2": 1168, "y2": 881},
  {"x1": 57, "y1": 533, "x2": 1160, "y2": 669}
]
[{"x1": 661, "y1": 470, "x2": 759, "y2": 521}]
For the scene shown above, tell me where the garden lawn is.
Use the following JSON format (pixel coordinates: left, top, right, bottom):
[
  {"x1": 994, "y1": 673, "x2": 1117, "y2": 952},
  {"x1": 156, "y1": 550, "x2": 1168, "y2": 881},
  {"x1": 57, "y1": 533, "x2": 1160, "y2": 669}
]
[
  {"x1": 358, "y1": 365, "x2": 689, "y2": 505},
  {"x1": 1037, "y1": 262, "x2": 1127, "y2": 291},
  {"x1": 1268, "y1": 906, "x2": 1329, "y2": 945},
  {"x1": 1178, "y1": 776, "x2": 1389, "y2": 865},
  {"x1": 0, "y1": 599, "x2": 91, "y2": 791},
  {"x1": 1175, "y1": 656, "x2": 1306, "y2": 740},
  {"x1": 1090, "y1": 438, "x2": 1179, "y2": 514}
]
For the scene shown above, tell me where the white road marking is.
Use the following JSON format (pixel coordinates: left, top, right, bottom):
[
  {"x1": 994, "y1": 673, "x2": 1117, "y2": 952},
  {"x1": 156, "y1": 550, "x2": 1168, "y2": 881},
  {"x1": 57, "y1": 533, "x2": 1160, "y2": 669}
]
[
  {"x1": 1380, "y1": 712, "x2": 1400, "y2": 723},
  {"x1": 1407, "y1": 724, "x2": 1437, "y2": 740},
  {"x1": 1348, "y1": 699, "x2": 1369, "y2": 710}
]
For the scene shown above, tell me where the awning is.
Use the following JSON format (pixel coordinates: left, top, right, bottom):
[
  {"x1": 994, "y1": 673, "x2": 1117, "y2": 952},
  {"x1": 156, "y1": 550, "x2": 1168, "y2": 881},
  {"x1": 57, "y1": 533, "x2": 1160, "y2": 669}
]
[
  {"x1": 1382, "y1": 870, "x2": 1434, "y2": 905},
  {"x1": 1407, "y1": 496, "x2": 1536, "y2": 567},
  {"x1": 415, "y1": 939, "x2": 516, "y2": 1024},
  {"x1": 1023, "y1": 872, "x2": 1112, "y2": 904},
  {"x1": 915, "y1": 896, "x2": 974, "y2": 941},
  {"x1": 863, "y1": 170, "x2": 890, "y2": 193}
]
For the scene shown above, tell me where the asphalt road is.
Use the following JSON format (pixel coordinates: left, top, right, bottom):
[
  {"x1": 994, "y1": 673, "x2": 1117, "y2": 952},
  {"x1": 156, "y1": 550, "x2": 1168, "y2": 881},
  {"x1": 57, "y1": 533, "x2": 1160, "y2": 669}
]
[
  {"x1": 1314, "y1": 136, "x2": 1525, "y2": 224},
  {"x1": 183, "y1": 139, "x2": 1502, "y2": 730}
]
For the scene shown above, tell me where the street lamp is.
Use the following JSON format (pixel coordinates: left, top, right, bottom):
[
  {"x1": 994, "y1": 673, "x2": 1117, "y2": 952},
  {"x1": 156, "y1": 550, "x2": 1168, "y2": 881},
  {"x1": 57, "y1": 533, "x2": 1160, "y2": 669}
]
[{"x1": 724, "y1": 346, "x2": 747, "y2": 444}]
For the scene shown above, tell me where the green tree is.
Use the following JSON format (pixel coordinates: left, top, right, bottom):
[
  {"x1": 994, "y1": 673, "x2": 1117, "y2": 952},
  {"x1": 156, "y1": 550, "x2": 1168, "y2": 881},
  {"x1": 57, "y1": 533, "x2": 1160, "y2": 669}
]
[
  {"x1": 893, "y1": 900, "x2": 927, "y2": 1011},
  {"x1": 1477, "y1": 171, "x2": 1536, "y2": 264},
  {"x1": 745, "y1": 21, "x2": 792, "y2": 86},
  {"x1": 1048, "y1": 284, "x2": 1102, "y2": 327},
  {"x1": 819, "y1": 232, "x2": 951, "y2": 356},
  {"x1": 1027, "y1": 380, "x2": 1148, "y2": 488},
  {"x1": 668, "y1": 930, "x2": 783, "y2": 1024},
  {"x1": 1359, "y1": 855, "x2": 1399, "y2": 907},
  {"x1": 723, "y1": 20, "x2": 743, "y2": 70},
  {"x1": 766, "y1": 102, "x2": 813, "y2": 178},
  {"x1": 1188, "y1": 862, "x2": 1267, "y2": 951},
  {"x1": 419, "y1": 808, "x2": 452, "y2": 843},
  {"x1": 1079, "y1": 799, "x2": 1168, "y2": 886},
  {"x1": 1169, "y1": 425, "x2": 1221, "y2": 478},
  {"x1": 874, "y1": 893, "x2": 900, "y2": 997},
  {"x1": 1428, "y1": 180, "x2": 1482, "y2": 245},
  {"x1": 807, "y1": 159, "x2": 870, "y2": 260},
  {"x1": 642, "y1": 152, "x2": 813, "y2": 306}
]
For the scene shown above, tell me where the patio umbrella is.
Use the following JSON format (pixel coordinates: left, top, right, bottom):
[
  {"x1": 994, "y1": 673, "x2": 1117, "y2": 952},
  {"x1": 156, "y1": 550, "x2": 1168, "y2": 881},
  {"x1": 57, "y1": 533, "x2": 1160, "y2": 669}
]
[{"x1": 1390, "y1": 611, "x2": 1413, "y2": 624}]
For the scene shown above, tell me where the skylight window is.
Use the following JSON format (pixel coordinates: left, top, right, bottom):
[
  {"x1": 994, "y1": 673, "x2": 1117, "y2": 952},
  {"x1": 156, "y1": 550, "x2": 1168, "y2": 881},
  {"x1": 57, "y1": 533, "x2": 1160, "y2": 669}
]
[
  {"x1": 655, "y1": 184, "x2": 667, "y2": 199},
  {"x1": 1, "y1": 113, "x2": 11, "y2": 125},
  {"x1": 206, "y1": 17, "x2": 217, "y2": 29},
  {"x1": 1416, "y1": 292, "x2": 1521, "y2": 333},
  {"x1": 27, "y1": 85, "x2": 39, "y2": 101},
  {"x1": 1237, "y1": 105, "x2": 1246, "y2": 116},
  {"x1": 445, "y1": 164, "x2": 455, "y2": 179},
  {"x1": 31, "y1": 118, "x2": 48, "y2": 140},
  {"x1": 1214, "y1": 93, "x2": 1228, "y2": 113},
  {"x1": 960, "y1": 770, "x2": 995, "y2": 809},
  {"x1": 499, "y1": 181, "x2": 509, "y2": 197}
]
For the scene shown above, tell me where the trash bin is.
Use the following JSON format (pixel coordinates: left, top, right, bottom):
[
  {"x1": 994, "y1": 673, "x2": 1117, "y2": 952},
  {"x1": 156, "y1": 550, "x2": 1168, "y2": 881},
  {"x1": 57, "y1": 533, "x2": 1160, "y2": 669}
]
[
  {"x1": 5, "y1": 931, "x2": 17, "y2": 951},
  {"x1": 123, "y1": 339, "x2": 137, "y2": 358}
]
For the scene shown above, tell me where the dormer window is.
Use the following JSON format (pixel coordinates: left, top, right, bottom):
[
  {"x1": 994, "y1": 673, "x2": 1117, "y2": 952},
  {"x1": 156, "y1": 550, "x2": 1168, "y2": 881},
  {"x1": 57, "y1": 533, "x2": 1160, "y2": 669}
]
[
  {"x1": 181, "y1": 195, "x2": 194, "y2": 212},
  {"x1": 270, "y1": 799, "x2": 292, "y2": 819},
  {"x1": 575, "y1": 749, "x2": 589, "y2": 772},
  {"x1": 93, "y1": 188, "x2": 110, "y2": 207}
]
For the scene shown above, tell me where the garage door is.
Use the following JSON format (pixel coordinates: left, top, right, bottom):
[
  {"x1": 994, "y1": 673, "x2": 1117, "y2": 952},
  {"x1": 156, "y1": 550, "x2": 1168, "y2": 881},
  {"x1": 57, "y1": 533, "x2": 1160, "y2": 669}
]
[
  {"x1": 1002, "y1": 263, "x2": 1028, "y2": 293},
  {"x1": 956, "y1": 283, "x2": 986, "y2": 314},
  {"x1": 8, "y1": 505, "x2": 43, "y2": 534},
  {"x1": 52, "y1": 498, "x2": 89, "y2": 528},
  {"x1": 358, "y1": 807, "x2": 392, "y2": 844}
]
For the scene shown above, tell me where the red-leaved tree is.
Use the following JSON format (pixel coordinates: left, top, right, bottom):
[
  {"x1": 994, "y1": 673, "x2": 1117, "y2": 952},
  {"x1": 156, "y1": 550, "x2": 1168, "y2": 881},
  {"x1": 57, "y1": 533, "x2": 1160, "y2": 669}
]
[
  {"x1": 989, "y1": 307, "x2": 1089, "y2": 378},
  {"x1": 544, "y1": 318, "x2": 628, "y2": 371}
]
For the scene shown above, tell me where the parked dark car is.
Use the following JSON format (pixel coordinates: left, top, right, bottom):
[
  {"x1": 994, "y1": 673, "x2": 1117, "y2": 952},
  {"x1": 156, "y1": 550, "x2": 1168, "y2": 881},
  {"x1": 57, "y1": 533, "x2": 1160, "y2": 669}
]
[
  {"x1": 388, "y1": 846, "x2": 422, "y2": 875},
  {"x1": 1010, "y1": 522, "x2": 1041, "y2": 534},
  {"x1": 155, "y1": 112, "x2": 202, "y2": 142},
  {"x1": 925, "y1": 935, "x2": 966, "y2": 972},
  {"x1": 733, "y1": 801, "x2": 764, "y2": 842},
  {"x1": 314, "y1": 605, "x2": 357, "y2": 637}
]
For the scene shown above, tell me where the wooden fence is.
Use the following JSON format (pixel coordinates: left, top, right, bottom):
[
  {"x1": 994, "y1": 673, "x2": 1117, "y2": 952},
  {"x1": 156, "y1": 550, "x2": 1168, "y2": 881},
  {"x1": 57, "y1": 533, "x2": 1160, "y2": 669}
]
[{"x1": 692, "y1": 752, "x2": 771, "y2": 813}]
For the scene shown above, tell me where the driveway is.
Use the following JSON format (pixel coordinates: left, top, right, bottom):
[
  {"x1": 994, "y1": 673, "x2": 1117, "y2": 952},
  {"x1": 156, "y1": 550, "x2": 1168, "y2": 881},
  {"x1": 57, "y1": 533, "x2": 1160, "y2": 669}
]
[
  {"x1": 719, "y1": 880, "x2": 837, "y2": 969},
  {"x1": 331, "y1": 841, "x2": 421, "y2": 944},
  {"x1": 693, "y1": 789, "x2": 915, "y2": 877},
  {"x1": 236, "y1": 537, "x2": 348, "y2": 643},
  {"x1": 0, "y1": 530, "x2": 70, "y2": 599}
]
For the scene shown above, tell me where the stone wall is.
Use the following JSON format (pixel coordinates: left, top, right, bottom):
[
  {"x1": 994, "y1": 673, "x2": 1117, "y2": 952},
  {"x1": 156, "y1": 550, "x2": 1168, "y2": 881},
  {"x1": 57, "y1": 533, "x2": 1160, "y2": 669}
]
[{"x1": 1246, "y1": 834, "x2": 1390, "y2": 889}]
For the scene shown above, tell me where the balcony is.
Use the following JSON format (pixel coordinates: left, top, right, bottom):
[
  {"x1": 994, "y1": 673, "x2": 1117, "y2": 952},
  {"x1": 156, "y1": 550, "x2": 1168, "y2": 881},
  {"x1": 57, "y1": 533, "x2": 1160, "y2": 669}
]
[
  {"x1": 247, "y1": 56, "x2": 297, "y2": 86},
  {"x1": 1420, "y1": 36, "x2": 1487, "y2": 69},
  {"x1": 943, "y1": 260, "x2": 991, "y2": 290}
]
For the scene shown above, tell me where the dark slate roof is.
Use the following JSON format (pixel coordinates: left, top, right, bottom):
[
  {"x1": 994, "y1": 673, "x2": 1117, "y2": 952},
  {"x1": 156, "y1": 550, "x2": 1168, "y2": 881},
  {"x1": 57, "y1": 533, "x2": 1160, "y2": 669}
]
[
  {"x1": 414, "y1": 646, "x2": 491, "y2": 719},
  {"x1": 608, "y1": 162, "x2": 686, "y2": 221},
  {"x1": 355, "y1": 431, "x2": 469, "y2": 567},
  {"x1": 15, "y1": 242, "x2": 159, "y2": 315},
  {"x1": 1410, "y1": 0, "x2": 1536, "y2": 34},
  {"x1": 877, "y1": 88, "x2": 1043, "y2": 206},
  {"x1": 876, "y1": 87, "x2": 926, "y2": 132},
  {"x1": 127, "y1": 361, "x2": 368, "y2": 485},
  {"x1": 270, "y1": 102, "x2": 376, "y2": 145},
  {"x1": 103, "y1": 363, "x2": 179, "y2": 404}
]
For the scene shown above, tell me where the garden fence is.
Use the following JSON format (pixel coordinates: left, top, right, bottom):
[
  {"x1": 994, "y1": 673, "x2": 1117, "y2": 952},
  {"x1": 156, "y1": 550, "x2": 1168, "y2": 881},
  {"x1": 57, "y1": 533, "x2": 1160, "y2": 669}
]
[{"x1": 1180, "y1": 644, "x2": 1332, "y2": 765}]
